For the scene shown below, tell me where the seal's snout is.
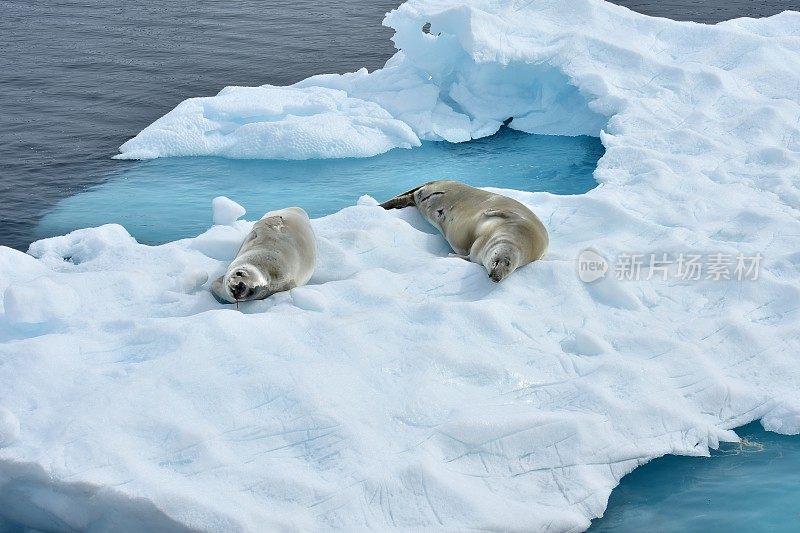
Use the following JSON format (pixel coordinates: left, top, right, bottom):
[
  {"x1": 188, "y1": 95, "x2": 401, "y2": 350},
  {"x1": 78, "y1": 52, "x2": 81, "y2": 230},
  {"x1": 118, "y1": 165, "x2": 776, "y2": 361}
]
[
  {"x1": 231, "y1": 280, "x2": 247, "y2": 300},
  {"x1": 488, "y1": 256, "x2": 512, "y2": 282}
]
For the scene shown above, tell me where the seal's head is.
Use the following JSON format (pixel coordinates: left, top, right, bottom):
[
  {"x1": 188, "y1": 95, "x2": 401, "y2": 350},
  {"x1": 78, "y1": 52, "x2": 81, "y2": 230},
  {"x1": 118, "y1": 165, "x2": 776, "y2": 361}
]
[
  {"x1": 223, "y1": 264, "x2": 270, "y2": 302},
  {"x1": 484, "y1": 242, "x2": 521, "y2": 282}
]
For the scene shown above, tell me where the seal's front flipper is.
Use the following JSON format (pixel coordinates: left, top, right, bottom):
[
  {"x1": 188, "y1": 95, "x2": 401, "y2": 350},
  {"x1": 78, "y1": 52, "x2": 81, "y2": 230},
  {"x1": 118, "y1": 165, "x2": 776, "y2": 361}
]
[
  {"x1": 483, "y1": 209, "x2": 514, "y2": 218},
  {"x1": 379, "y1": 184, "x2": 425, "y2": 210},
  {"x1": 210, "y1": 275, "x2": 234, "y2": 304},
  {"x1": 448, "y1": 252, "x2": 470, "y2": 261}
]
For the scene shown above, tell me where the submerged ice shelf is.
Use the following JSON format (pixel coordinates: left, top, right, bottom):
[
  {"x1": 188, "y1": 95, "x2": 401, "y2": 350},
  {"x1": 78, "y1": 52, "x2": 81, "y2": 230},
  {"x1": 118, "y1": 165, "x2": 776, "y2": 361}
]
[
  {"x1": 37, "y1": 130, "x2": 603, "y2": 244},
  {"x1": 591, "y1": 423, "x2": 800, "y2": 531},
  {"x1": 2, "y1": 0, "x2": 800, "y2": 531}
]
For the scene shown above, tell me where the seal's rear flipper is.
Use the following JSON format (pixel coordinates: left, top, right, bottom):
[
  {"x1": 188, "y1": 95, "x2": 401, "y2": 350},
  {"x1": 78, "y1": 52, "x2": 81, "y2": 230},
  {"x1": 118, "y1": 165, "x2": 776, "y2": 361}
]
[{"x1": 379, "y1": 184, "x2": 425, "y2": 210}]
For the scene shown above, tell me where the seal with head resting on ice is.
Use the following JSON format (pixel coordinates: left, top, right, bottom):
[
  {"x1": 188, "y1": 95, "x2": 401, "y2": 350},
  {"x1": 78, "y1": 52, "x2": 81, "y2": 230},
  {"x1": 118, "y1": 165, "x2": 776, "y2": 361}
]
[
  {"x1": 380, "y1": 180, "x2": 548, "y2": 282},
  {"x1": 211, "y1": 207, "x2": 316, "y2": 304}
]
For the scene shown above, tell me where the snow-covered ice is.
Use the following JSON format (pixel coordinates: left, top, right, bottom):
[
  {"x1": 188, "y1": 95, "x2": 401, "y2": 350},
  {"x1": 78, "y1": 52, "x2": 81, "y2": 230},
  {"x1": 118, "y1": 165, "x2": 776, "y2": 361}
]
[
  {"x1": 3, "y1": 0, "x2": 800, "y2": 530},
  {"x1": 211, "y1": 196, "x2": 246, "y2": 227},
  {"x1": 0, "y1": 408, "x2": 20, "y2": 448},
  {"x1": 116, "y1": 85, "x2": 421, "y2": 160},
  {"x1": 3, "y1": 277, "x2": 80, "y2": 326}
]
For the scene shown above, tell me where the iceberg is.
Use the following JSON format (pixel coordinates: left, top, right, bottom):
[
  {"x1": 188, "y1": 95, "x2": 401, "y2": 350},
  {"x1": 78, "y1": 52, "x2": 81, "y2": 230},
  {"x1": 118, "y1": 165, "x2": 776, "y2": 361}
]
[
  {"x1": 3, "y1": 0, "x2": 800, "y2": 530},
  {"x1": 116, "y1": 0, "x2": 610, "y2": 160},
  {"x1": 116, "y1": 85, "x2": 421, "y2": 160}
]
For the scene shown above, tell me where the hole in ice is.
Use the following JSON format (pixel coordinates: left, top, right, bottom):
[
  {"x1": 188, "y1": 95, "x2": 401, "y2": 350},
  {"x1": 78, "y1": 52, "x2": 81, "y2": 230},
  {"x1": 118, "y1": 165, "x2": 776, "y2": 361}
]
[
  {"x1": 36, "y1": 128, "x2": 604, "y2": 245},
  {"x1": 422, "y1": 22, "x2": 431, "y2": 34}
]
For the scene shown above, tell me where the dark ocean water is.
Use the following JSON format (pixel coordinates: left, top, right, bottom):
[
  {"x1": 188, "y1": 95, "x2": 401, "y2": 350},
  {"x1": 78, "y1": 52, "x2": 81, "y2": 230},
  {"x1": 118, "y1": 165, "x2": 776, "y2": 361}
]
[
  {"x1": 1, "y1": 0, "x2": 798, "y2": 250},
  {"x1": 0, "y1": 0, "x2": 400, "y2": 250}
]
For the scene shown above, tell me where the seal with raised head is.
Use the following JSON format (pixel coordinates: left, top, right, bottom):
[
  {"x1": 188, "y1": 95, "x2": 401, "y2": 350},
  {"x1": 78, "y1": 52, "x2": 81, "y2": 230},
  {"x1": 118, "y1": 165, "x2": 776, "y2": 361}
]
[
  {"x1": 380, "y1": 180, "x2": 548, "y2": 281},
  {"x1": 211, "y1": 207, "x2": 316, "y2": 303}
]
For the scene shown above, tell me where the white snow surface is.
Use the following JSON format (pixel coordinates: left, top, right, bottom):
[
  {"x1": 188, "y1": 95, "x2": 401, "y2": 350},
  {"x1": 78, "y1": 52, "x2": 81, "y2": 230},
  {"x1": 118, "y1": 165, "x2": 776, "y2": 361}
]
[
  {"x1": 211, "y1": 196, "x2": 247, "y2": 226},
  {"x1": 116, "y1": 85, "x2": 421, "y2": 160},
  {"x1": 0, "y1": 408, "x2": 20, "y2": 448},
  {"x1": 3, "y1": 0, "x2": 800, "y2": 530}
]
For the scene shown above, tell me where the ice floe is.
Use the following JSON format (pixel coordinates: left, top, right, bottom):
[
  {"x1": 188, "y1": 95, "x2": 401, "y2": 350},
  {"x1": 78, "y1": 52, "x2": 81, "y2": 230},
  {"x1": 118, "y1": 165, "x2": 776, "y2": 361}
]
[
  {"x1": 0, "y1": 408, "x2": 19, "y2": 448},
  {"x1": 2, "y1": 0, "x2": 800, "y2": 530}
]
